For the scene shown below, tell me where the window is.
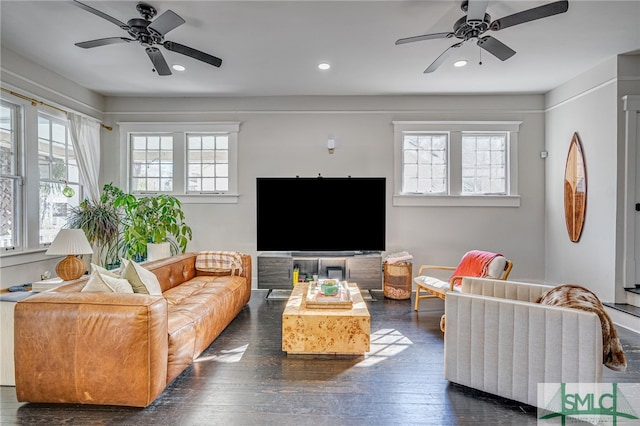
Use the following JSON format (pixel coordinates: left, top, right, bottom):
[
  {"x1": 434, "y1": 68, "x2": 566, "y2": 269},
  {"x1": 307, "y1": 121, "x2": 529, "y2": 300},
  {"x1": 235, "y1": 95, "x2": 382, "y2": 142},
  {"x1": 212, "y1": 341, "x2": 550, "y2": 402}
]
[
  {"x1": 402, "y1": 133, "x2": 448, "y2": 194},
  {"x1": 393, "y1": 121, "x2": 520, "y2": 207},
  {"x1": 120, "y1": 122, "x2": 240, "y2": 203},
  {"x1": 461, "y1": 132, "x2": 507, "y2": 195},
  {"x1": 130, "y1": 134, "x2": 173, "y2": 192},
  {"x1": 38, "y1": 112, "x2": 81, "y2": 245},
  {"x1": 187, "y1": 134, "x2": 229, "y2": 193},
  {"x1": 0, "y1": 101, "x2": 21, "y2": 250}
]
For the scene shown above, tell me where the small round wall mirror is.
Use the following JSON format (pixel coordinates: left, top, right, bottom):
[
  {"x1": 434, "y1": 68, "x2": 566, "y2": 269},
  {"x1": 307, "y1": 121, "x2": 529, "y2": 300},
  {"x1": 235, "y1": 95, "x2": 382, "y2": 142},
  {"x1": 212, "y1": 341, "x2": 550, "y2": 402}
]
[{"x1": 564, "y1": 132, "x2": 587, "y2": 242}]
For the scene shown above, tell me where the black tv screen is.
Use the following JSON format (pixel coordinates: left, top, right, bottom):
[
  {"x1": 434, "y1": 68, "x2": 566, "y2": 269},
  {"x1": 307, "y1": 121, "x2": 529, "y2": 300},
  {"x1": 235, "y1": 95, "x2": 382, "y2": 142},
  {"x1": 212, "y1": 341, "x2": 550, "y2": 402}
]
[{"x1": 256, "y1": 177, "x2": 386, "y2": 252}]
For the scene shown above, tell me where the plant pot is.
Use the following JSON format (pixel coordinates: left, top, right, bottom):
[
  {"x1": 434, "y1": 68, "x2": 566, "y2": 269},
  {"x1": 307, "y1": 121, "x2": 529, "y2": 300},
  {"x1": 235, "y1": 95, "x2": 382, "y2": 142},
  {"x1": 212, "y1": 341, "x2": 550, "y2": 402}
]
[{"x1": 147, "y1": 242, "x2": 171, "y2": 261}]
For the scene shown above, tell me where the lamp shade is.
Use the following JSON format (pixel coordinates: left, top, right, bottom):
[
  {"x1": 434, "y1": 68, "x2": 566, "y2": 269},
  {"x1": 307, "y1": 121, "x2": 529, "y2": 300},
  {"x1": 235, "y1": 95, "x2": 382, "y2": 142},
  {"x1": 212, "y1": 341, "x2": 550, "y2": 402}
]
[{"x1": 46, "y1": 229, "x2": 93, "y2": 255}]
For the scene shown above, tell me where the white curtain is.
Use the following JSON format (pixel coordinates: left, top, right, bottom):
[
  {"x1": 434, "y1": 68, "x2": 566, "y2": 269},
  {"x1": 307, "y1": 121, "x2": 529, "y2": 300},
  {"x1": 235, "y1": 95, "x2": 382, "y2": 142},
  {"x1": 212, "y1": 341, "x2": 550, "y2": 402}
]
[{"x1": 68, "y1": 113, "x2": 101, "y2": 202}]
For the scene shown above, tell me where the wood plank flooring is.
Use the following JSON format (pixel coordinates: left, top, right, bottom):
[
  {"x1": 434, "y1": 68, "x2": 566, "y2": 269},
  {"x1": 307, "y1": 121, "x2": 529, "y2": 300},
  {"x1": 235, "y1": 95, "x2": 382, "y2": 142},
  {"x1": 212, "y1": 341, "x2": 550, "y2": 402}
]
[{"x1": 2, "y1": 290, "x2": 639, "y2": 425}]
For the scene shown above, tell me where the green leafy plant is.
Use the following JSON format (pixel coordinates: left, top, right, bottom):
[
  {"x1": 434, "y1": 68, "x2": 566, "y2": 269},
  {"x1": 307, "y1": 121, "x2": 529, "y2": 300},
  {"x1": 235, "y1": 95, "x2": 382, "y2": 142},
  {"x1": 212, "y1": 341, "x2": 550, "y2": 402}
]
[
  {"x1": 114, "y1": 192, "x2": 192, "y2": 261},
  {"x1": 67, "y1": 183, "x2": 124, "y2": 267}
]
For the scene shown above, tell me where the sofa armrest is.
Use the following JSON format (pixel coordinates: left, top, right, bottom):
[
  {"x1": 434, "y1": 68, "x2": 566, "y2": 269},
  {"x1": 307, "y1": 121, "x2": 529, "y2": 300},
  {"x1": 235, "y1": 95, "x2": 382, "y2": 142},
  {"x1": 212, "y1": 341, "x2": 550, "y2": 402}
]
[
  {"x1": 459, "y1": 277, "x2": 553, "y2": 302},
  {"x1": 14, "y1": 292, "x2": 168, "y2": 407},
  {"x1": 444, "y1": 292, "x2": 603, "y2": 407}
]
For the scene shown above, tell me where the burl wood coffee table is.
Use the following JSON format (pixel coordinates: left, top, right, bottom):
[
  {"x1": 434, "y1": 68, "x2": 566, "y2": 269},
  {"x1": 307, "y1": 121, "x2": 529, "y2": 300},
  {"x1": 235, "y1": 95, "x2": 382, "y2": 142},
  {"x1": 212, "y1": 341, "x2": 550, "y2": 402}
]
[{"x1": 282, "y1": 282, "x2": 370, "y2": 355}]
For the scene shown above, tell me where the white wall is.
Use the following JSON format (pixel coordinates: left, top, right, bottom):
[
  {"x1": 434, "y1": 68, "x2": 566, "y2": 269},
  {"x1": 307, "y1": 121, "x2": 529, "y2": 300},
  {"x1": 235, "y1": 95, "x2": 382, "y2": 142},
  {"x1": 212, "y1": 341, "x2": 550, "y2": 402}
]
[
  {"x1": 0, "y1": 47, "x2": 105, "y2": 289},
  {"x1": 103, "y1": 95, "x2": 547, "y2": 285},
  {"x1": 544, "y1": 54, "x2": 640, "y2": 302},
  {"x1": 0, "y1": 47, "x2": 548, "y2": 289}
]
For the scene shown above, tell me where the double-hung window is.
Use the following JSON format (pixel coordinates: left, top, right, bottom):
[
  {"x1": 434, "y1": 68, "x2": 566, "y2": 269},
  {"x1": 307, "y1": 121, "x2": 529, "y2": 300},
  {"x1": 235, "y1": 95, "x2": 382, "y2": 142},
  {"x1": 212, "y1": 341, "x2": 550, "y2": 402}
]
[
  {"x1": 38, "y1": 112, "x2": 81, "y2": 245},
  {"x1": 187, "y1": 133, "x2": 229, "y2": 193},
  {"x1": 461, "y1": 132, "x2": 507, "y2": 195},
  {"x1": 393, "y1": 121, "x2": 520, "y2": 207},
  {"x1": 130, "y1": 134, "x2": 174, "y2": 192},
  {"x1": 120, "y1": 122, "x2": 240, "y2": 202},
  {"x1": 0, "y1": 101, "x2": 21, "y2": 250}
]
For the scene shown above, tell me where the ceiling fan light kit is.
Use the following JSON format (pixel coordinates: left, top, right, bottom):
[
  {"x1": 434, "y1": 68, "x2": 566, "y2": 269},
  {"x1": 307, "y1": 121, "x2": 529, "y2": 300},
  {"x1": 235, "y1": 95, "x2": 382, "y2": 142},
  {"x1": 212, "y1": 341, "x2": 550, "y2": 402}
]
[
  {"x1": 72, "y1": 1, "x2": 222, "y2": 76},
  {"x1": 396, "y1": 0, "x2": 569, "y2": 73}
]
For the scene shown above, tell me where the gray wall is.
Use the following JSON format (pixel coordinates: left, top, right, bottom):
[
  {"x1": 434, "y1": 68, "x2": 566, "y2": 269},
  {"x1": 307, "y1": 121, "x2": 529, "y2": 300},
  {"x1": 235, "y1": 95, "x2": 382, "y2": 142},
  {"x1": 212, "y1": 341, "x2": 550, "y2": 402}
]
[
  {"x1": 1, "y1": 47, "x2": 547, "y2": 289},
  {"x1": 103, "y1": 95, "x2": 547, "y2": 285}
]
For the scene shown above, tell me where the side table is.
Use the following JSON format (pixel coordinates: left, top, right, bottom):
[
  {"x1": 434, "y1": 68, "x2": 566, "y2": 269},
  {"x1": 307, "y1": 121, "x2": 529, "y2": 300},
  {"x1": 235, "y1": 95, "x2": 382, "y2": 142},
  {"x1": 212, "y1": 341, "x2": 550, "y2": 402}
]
[
  {"x1": 1, "y1": 292, "x2": 32, "y2": 386},
  {"x1": 1, "y1": 277, "x2": 65, "y2": 386}
]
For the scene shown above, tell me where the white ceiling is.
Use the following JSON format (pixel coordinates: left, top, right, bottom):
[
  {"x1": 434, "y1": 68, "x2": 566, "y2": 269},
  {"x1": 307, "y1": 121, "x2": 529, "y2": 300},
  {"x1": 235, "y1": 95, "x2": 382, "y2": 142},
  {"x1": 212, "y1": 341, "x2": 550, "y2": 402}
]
[{"x1": 1, "y1": 0, "x2": 639, "y2": 98}]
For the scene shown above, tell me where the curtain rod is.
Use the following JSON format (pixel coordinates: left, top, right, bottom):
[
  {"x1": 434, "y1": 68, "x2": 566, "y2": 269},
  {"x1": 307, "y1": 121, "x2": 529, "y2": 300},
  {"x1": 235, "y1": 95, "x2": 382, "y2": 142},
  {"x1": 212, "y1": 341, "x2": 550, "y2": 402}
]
[{"x1": 0, "y1": 87, "x2": 112, "y2": 131}]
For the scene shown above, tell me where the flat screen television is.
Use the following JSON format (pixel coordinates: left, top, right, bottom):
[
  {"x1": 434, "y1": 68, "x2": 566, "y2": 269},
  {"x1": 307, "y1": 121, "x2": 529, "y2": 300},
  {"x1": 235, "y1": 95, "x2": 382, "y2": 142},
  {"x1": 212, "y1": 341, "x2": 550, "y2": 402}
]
[{"x1": 256, "y1": 177, "x2": 386, "y2": 253}]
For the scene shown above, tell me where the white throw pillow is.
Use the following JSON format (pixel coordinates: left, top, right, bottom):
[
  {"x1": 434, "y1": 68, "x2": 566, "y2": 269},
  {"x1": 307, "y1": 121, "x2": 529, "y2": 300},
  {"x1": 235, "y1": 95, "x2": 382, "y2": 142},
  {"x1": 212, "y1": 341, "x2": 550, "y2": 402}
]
[
  {"x1": 82, "y1": 270, "x2": 134, "y2": 293},
  {"x1": 487, "y1": 256, "x2": 508, "y2": 278},
  {"x1": 121, "y1": 258, "x2": 162, "y2": 295},
  {"x1": 90, "y1": 263, "x2": 120, "y2": 278}
]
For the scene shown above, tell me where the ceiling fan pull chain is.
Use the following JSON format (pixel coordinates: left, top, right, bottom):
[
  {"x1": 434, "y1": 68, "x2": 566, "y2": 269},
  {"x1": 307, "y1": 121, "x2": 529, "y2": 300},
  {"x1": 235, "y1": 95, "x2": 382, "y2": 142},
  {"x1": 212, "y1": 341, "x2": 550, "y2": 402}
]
[{"x1": 479, "y1": 47, "x2": 483, "y2": 66}]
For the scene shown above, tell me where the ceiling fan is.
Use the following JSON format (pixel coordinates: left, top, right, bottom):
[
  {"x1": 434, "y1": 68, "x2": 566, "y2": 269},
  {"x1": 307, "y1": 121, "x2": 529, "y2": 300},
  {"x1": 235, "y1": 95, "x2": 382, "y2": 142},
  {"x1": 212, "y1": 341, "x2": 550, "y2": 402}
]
[
  {"x1": 396, "y1": 0, "x2": 569, "y2": 73},
  {"x1": 72, "y1": 0, "x2": 222, "y2": 76}
]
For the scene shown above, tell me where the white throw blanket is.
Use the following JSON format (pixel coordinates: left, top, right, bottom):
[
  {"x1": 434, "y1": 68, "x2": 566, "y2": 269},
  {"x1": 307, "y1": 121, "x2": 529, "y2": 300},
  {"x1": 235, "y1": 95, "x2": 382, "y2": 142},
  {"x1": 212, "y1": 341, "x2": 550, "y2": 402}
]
[{"x1": 385, "y1": 251, "x2": 413, "y2": 264}]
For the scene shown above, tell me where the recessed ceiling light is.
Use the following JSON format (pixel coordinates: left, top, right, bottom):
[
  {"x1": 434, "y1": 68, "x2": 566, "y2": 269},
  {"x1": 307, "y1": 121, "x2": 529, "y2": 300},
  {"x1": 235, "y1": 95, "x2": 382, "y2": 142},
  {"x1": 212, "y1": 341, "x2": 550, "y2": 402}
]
[
  {"x1": 453, "y1": 60, "x2": 468, "y2": 68},
  {"x1": 318, "y1": 63, "x2": 331, "y2": 70},
  {"x1": 172, "y1": 64, "x2": 186, "y2": 71}
]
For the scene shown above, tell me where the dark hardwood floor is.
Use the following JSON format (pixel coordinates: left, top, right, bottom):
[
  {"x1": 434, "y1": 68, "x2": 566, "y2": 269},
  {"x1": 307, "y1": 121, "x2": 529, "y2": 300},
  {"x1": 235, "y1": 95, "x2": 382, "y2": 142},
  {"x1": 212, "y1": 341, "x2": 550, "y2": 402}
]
[{"x1": 2, "y1": 290, "x2": 639, "y2": 425}]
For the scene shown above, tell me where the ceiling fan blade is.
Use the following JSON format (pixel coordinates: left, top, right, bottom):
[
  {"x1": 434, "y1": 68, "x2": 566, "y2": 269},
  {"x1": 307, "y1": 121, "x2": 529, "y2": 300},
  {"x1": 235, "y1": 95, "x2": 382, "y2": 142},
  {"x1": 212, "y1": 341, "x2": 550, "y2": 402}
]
[
  {"x1": 75, "y1": 37, "x2": 134, "y2": 49},
  {"x1": 477, "y1": 36, "x2": 516, "y2": 61},
  {"x1": 72, "y1": 0, "x2": 129, "y2": 30},
  {"x1": 490, "y1": 0, "x2": 569, "y2": 31},
  {"x1": 424, "y1": 41, "x2": 464, "y2": 73},
  {"x1": 148, "y1": 10, "x2": 185, "y2": 36},
  {"x1": 163, "y1": 41, "x2": 222, "y2": 68},
  {"x1": 466, "y1": 0, "x2": 489, "y2": 22},
  {"x1": 395, "y1": 32, "x2": 454, "y2": 45},
  {"x1": 146, "y1": 47, "x2": 172, "y2": 76}
]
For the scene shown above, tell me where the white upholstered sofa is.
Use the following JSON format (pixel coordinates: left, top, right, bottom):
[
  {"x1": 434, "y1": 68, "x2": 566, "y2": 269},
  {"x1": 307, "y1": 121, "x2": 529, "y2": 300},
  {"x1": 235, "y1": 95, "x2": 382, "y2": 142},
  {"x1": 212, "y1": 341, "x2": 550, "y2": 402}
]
[{"x1": 444, "y1": 277, "x2": 603, "y2": 407}]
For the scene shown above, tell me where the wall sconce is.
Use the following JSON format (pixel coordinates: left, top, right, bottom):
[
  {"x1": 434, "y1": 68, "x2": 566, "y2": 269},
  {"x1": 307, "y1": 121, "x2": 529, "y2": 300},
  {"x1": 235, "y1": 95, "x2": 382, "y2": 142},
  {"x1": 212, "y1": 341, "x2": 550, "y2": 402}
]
[{"x1": 328, "y1": 136, "x2": 335, "y2": 154}]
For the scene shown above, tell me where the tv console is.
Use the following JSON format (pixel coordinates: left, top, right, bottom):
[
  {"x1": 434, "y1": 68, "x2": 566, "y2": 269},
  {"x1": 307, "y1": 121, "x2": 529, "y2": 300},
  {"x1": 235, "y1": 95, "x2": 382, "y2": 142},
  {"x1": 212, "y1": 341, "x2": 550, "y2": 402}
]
[{"x1": 257, "y1": 252, "x2": 382, "y2": 292}]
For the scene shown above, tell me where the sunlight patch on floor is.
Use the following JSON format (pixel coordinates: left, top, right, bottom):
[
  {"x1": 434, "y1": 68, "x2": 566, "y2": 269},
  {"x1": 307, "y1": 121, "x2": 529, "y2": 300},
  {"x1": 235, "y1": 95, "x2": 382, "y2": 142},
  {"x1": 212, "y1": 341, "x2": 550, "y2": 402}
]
[
  {"x1": 195, "y1": 344, "x2": 248, "y2": 363},
  {"x1": 355, "y1": 328, "x2": 413, "y2": 367}
]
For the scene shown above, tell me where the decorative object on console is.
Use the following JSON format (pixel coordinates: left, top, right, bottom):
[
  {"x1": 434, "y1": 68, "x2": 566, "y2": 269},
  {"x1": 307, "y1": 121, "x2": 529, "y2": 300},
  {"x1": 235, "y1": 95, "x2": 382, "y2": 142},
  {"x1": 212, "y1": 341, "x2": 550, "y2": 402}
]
[
  {"x1": 45, "y1": 229, "x2": 93, "y2": 281},
  {"x1": 564, "y1": 132, "x2": 587, "y2": 242}
]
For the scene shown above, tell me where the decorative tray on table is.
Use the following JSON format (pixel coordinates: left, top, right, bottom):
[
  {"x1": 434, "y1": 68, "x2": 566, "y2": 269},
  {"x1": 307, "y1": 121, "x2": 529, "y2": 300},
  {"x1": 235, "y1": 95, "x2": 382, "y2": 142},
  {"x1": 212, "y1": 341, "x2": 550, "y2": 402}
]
[{"x1": 303, "y1": 280, "x2": 353, "y2": 309}]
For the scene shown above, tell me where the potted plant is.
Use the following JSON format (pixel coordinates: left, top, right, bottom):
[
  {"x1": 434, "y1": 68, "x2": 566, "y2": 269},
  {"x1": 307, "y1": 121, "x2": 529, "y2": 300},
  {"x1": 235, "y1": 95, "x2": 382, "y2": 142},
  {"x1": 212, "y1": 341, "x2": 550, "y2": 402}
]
[
  {"x1": 66, "y1": 183, "x2": 124, "y2": 267},
  {"x1": 115, "y1": 192, "x2": 192, "y2": 261}
]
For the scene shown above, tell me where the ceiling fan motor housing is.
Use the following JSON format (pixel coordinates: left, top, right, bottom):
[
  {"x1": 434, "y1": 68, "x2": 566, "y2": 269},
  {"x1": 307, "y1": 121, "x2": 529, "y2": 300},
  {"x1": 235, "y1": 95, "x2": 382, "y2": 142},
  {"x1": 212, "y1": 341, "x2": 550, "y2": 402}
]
[{"x1": 453, "y1": 13, "x2": 491, "y2": 40}]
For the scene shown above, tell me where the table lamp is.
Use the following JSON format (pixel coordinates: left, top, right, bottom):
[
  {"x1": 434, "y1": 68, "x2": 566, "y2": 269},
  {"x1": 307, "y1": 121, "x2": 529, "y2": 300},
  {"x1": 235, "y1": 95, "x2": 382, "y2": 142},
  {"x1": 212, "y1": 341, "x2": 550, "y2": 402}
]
[{"x1": 46, "y1": 229, "x2": 93, "y2": 281}]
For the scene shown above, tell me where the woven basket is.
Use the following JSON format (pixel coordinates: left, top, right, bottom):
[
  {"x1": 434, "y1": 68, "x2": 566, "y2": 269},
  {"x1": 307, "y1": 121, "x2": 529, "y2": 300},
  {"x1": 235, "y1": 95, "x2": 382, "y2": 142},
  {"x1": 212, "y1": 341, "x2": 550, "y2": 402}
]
[{"x1": 383, "y1": 262, "x2": 412, "y2": 300}]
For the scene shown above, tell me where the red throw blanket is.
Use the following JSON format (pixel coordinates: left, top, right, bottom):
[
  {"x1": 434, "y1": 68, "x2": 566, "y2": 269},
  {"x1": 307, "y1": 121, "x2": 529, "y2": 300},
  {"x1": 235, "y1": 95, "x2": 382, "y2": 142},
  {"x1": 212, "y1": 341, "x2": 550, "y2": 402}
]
[{"x1": 450, "y1": 250, "x2": 502, "y2": 287}]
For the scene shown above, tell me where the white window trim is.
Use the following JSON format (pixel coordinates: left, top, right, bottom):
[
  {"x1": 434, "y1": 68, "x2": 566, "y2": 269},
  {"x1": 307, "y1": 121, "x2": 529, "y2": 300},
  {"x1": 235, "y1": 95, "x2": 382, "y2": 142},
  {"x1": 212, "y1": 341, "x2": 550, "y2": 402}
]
[
  {"x1": 393, "y1": 121, "x2": 521, "y2": 207},
  {"x1": 118, "y1": 122, "x2": 240, "y2": 204}
]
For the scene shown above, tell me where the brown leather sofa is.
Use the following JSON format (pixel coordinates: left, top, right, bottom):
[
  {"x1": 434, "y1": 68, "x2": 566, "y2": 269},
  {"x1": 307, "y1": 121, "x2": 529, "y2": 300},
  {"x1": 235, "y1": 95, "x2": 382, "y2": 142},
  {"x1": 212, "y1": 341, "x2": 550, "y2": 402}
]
[{"x1": 13, "y1": 252, "x2": 252, "y2": 407}]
